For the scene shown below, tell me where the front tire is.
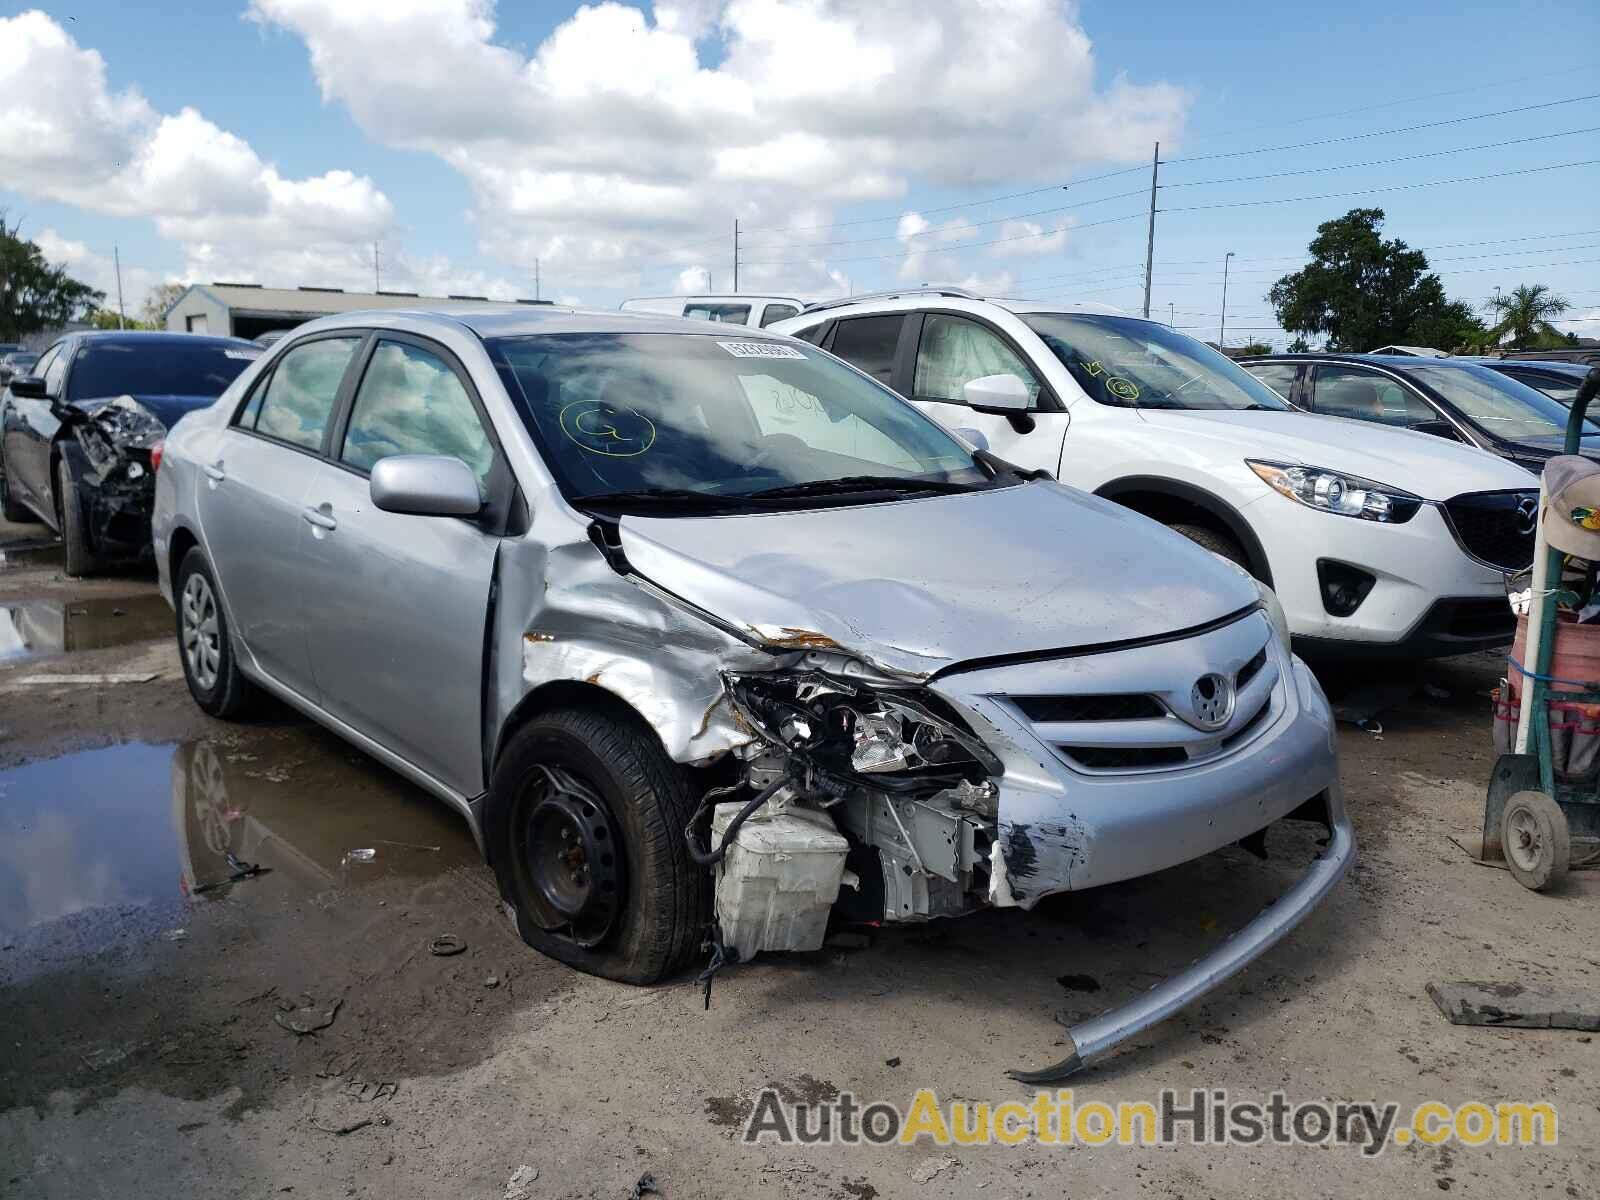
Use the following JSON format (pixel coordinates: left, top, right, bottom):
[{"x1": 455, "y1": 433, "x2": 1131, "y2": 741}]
[
  {"x1": 176, "y1": 547, "x2": 257, "y2": 718},
  {"x1": 1168, "y1": 521, "x2": 1250, "y2": 573},
  {"x1": 57, "y1": 458, "x2": 104, "y2": 576},
  {"x1": 485, "y1": 707, "x2": 706, "y2": 984},
  {"x1": 0, "y1": 448, "x2": 34, "y2": 522}
]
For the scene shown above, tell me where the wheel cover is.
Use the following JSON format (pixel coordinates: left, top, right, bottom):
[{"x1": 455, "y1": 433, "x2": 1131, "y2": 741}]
[
  {"x1": 520, "y1": 764, "x2": 626, "y2": 948},
  {"x1": 1506, "y1": 805, "x2": 1545, "y2": 873},
  {"x1": 180, "y1": 572, "x2": 221, "y2": 691}
]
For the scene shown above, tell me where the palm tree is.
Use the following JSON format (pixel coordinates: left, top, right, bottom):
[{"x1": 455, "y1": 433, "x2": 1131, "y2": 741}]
[{"x1": 1484, "y1": 283, "x2": 1571, "y2": 349}]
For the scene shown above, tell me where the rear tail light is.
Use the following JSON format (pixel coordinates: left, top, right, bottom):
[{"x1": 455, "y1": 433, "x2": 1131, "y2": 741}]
[{"x1": 150, "y1": 440, "x2": 164, "y2": 472}]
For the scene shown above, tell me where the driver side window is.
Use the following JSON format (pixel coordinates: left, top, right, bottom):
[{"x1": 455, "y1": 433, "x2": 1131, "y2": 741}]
[
  {"x1": 913, "y1": 315, "x2": 1041, "y2": 406},
  {"x1": 1313, "y1": 365, "x2": 1435, "y2": 427}
]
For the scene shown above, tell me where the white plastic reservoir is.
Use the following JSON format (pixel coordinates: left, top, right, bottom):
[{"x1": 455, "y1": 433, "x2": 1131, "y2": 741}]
[{"x1": 711, "y1": 801, "x2": 849, "y2": 961}]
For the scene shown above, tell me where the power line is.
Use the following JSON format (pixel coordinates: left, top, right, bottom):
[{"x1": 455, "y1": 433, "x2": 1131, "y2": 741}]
[{"x1": 1160, "y1": 158, "x2": 1600, "y2": 216}]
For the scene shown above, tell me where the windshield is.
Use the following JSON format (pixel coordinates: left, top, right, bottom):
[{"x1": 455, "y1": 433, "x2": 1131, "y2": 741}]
[
  {"x1": 488, "y1": 332, "x2": 994, "y2": 511},
  {"x1": 69, "y1": 340, "x2": 258, "y2": 402},
  {"x1": 1410, "y1": 364, "x2": 1599, "y2": 440},
  {"x1": 1022, "y1": 313, "x2": 1292, "y2": 411}
]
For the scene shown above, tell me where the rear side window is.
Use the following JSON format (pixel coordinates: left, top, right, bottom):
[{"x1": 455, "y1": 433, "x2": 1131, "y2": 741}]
[
  {"x1": 760, "y1": 303, "x2": 800, "y2": 327},
  {"x1": 913, "y1": 314, "x2": 1041, "y2": 406},
  {"x1": 791, "y1": 322, "x2": 829, "y2": 346},
  {"x1": 340, "y1": 339, "x2": 496, "y2": 491},
  {"x1": 829, "y1": 315, "x2": 905, "y2": 384},
  {"x1": 1245, "y1": 362, "x2": 1300, "y2": 401},
  {"x1": 251, "y1": 336, "x2": 362, "y2": 451},
  {"x1": 1505, "y1": 369, "x2": 1580, "y2": 405}
]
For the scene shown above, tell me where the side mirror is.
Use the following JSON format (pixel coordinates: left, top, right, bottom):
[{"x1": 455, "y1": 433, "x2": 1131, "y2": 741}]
[
  {"x1": 962, "y1": 373, "x2": 1032, "y2": 414},
  {"x1": 370, "y1": 454, "x2": 483, "y2": 517},
  {"x1": 8, "y1": 375, "x2": 48, "y2": 400},
  {"x1": 1410, "y1": 419, "x2": 1462, "y2": 442},
  {"x1": 953, "y1": 426, "x2": 990, "y2": 452}
]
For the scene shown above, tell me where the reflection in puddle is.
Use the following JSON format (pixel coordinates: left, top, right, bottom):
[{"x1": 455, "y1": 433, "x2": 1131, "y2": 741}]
[
  {"x1": 0, "y1": 735, "x2": 478, "y2": 937},
  {"x1": 0, "y1": 594, "x2": 173, "y2": 663}
]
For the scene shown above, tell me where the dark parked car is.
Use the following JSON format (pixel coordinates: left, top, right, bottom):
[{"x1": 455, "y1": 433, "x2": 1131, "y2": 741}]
[
  {"x1": 1, "y1": 331, "x2": 261, "y2": 573},
  {"x1": 1467, "y1": 359, "x2": 1593, "y2": 406},
  {"x1": 1238, "y1": 353, "x2": 1600, "y2": 473},
  {"x1": 0, "y1": 351, "x2": 39, "y2": 387}
]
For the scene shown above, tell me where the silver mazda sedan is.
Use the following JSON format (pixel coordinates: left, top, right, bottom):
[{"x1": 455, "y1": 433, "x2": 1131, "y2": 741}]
[{"x1": 154, "y1": 307, "x2": 1352, "y2": 1080}]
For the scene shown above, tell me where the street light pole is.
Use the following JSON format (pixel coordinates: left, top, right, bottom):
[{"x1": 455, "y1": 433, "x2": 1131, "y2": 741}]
[{"x1": 1219, "y1": 251, "x2": 1235, "y2": 350}]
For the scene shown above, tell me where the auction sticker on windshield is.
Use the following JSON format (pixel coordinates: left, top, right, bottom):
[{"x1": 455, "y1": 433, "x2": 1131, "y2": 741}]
[{"x1": 718, "y1": 341, "x2": 807, "y2": 360}]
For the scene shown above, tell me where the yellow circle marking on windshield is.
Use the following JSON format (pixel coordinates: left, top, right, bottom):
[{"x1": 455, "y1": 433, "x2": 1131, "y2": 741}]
[
  {"x1": 1106, "y1": 376, "x2": 1140, "y2": 401},
  {"x1": 559, "y1": 400, "x2": 658, "y2": 457}
]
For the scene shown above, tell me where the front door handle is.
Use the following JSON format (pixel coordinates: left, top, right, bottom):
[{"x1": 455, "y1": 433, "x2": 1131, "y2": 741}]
[
  {"x1": 203, "y1": 463, "x2": 225, "y2": 482},
  {"x1": 302, "y1": 505, "x2": 337, "y2": 532}
]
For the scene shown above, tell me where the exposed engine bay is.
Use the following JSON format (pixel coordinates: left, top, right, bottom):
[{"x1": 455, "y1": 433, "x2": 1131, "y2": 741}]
[{"x1": 689, "y1": 667, "x2": 1007, "y2": 964}]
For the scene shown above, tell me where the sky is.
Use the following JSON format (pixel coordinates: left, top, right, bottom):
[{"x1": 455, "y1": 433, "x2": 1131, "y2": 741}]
[{"x1": 2, "y1": 0, "x2": 1598, "y2": 347}]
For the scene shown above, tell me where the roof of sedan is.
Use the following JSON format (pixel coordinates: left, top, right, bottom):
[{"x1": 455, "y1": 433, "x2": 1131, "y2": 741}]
[
  {"x1": 377, "y1": 304, "x2": 801, "y2": 340},
  {"x1": 73, "y1": 330, "x2": 258, "y2": 348}
]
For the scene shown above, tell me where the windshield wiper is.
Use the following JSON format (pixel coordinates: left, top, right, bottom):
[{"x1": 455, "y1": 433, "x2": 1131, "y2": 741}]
[
  {"x1": 742, "y1": 475, "x2": 982, "y2": 501},
  {"x1": 572, "y1": 487, "x2": 770, "y2": 511}
]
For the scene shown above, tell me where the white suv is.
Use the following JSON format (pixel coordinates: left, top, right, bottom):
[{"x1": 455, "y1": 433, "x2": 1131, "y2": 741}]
[{"x1": 773, "y1": 289, "x2": 1538, "y2": 657}]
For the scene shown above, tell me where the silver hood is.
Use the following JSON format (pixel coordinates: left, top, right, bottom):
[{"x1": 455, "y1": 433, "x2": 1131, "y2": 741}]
[{"x1": 617, "y1": 481, "x2": 1259, "y2": 678}]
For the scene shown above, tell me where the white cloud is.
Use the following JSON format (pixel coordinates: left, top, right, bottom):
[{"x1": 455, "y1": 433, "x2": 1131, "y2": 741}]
[
  {"x1": 676, "y1": 265, "x2": 712, "y2": 292},
  {"x1": 895, "y1": 211, "x2": 981, "y2": 281},
  {"x1": 0, "y1": 10, "x2": 395, "y2": 290},
  {"x1": 1556, "y1": 306, "x2": 1600, "y2": 338},
  {"x1": 991, "y1": 217, "x2": 1074, "y2": 258},
  {"x1": 250, "y1": 0, "x2": 1189, "y2": 291}
]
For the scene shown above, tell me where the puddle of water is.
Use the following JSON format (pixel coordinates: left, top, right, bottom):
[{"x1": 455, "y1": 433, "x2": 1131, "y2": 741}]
[
  {"x1": 0, "y1": 733, "x2": 479, "y2": 939},
  {"x1": 0, "y1": 593, "x2": 173, "y2": 663}
]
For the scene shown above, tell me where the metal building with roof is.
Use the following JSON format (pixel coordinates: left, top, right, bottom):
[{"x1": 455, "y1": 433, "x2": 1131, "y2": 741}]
[{"x1": 163, "y1": 283, "x2": 545, "y2": 340}]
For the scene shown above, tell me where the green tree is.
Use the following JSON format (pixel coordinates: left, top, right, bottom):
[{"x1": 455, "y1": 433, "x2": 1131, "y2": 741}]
[
  {"x1": 1484, "y1": 284, "x2": 1571, "y2": 349},
  {"x1": 1408, "y1": 299, "x2": 1488, "y2": 352},
  {"x1": 0, "y1": 213, "x2": 105, "y2": 342},
  {"x1": 140, "y1": 282, "x2": 186, "y2": 327},
  {"x1": 84, "y1": 306, "x2": 157, "y2": 331},
  {"x1": 1268, "y1": 208, "x2": 1473, "y2": 352},
  {"x1": 1238, "y1": 340, "x2": 1273, "y2": 356}
]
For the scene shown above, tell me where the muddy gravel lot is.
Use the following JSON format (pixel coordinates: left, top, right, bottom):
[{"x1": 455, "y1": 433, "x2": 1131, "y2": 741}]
[{"x1": 1, "y1": 517, "x2": 1596, "y2": 1199}]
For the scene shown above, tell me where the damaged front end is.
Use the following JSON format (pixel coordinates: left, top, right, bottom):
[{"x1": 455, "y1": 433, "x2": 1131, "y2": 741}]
[
  {"x1": 692, "y1": 657, "x2": 1009, "y2": 967},
  {"x1": 58, "y1": 396, "x2": 167, "y2": 558}
]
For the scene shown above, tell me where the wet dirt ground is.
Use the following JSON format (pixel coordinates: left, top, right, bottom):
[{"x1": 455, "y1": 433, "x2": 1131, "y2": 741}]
[{"x1": 0, "y1": 516, "x2": 1596, "y2": 1199}]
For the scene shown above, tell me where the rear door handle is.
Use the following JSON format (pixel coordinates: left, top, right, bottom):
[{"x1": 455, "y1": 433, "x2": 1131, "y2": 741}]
[
  {"x1": 203, "y1": 463, "x2": 225, "y2": 482},
  {"x1": 302, "y1": 506, "x2": 337, "y2": 531}
]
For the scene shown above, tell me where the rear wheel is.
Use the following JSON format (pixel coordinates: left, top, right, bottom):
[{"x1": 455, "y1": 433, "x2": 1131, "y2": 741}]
[
  {"x1": 175, "y1": 547, "x2": 257, "y2": 718},
  {"x1": 485, "y1": 707, "x2": 705, "y2": 984},
  {"x1": 1168, "y1": 521, "x2": 1250, "y2": 573},
  {"x1": 57, "y1": 457, "x2": 104, "y2": 577}
]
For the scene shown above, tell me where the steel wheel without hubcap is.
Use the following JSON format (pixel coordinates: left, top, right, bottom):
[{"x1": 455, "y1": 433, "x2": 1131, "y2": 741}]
[
  {"x1": 519, "y1": 764, "x2": 626, "y2": 948},
  {"x1": 181, "y1": 572, "x2": 221, "y2": 692},
  {"x1": 1500, "y1": 790, "x2": 1570, "y2": 892}
]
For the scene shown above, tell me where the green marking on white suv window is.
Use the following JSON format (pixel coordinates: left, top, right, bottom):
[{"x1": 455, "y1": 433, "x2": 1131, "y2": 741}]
[{"x1": 1106, "y1": 377, "x2": 1140, "y2": 402}]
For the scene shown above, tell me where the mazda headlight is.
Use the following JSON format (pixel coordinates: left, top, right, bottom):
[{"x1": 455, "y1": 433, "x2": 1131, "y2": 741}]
[{"x1": 1247, "y1": 460, "x2": 1421, "y2": 523}]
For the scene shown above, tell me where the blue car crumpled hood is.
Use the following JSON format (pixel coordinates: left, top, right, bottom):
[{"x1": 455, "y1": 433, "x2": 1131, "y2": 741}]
[
  {"x1": 74, "y1": 392, "x2": 219, "y2": 430},
  {"x1": 617, "y1": 481, "x2": 1260, "y2": 679}
]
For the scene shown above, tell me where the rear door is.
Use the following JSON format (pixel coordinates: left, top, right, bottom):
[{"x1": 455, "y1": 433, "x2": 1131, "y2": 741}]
[
  {"x1": 901, "y1": 311, "x2": 1063, "y2": 473},
  {"x1": 197, "y1": 332, "x2": 365, "y2": 698},
  {"x1": 298, "y1": 333, "x2": 507, "y2": 796}
]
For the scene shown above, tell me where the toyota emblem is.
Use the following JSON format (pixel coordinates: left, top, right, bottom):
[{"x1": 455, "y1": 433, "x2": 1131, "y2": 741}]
[
  {"x1": 1189, "y1": 673, "x2": 1234, "y2": 731},
  {"x1": 1516, "y1": 495, "x2": 1538, "y2": 537}
]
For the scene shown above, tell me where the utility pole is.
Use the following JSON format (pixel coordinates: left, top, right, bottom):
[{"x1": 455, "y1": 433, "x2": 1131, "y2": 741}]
[
  {"x1": 373, "y1": 241, "x2": 381, "y2": 292},
  {"x1": 113, "y1": 245, "x2": 126, "y2": 329},
  {"x1": 535, "y1": 258, "x2": 541, "y2": 302},
  {"x1": 732, "y1": 219, "x2": 740, "y2": 292},
  {"x1": 1219, "y1": 251, "x2": 1235, "y2": 350},
  {"x1": 1141, "y1": 141, "x2": 1159, "y2": 319},
  {"x1": 1168, "y1": 301, "x2": 1175, "y2": 326}
]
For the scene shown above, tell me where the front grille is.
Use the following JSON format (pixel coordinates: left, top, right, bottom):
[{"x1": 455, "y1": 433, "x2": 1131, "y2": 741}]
[
  {"x1": 1443, "y1": 491, "x2": 1537, "y2": 571},
  {"x1": 1236, "y1": 646, "x2": 1267, "y2": 691},
  {"x1": 1062, "y1": 745, "x2": 1188, "y2": 770},
  {"x1": 1011, "y1": 693, "x2": 1164, "y2": 722}
]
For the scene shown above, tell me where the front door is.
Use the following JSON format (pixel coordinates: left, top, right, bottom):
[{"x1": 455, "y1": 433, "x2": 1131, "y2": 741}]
[
  {"x1": 298, "y1": 335, "x2": 503, "y2": 797},
  {"x1": 902, "y1": 312, "x2": 1068, "y2": 475},
  {"x1": 197, "y1": 333, "x2": 365, "y2": 698}
]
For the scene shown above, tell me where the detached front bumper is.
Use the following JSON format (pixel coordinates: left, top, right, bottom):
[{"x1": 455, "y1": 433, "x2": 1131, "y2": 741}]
[{"x1": 1014, "y1": 787, "x2": 1353, "y2": 1081}]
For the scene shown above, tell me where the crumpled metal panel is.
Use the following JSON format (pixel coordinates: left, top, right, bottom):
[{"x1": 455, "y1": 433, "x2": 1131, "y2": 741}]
[
  {"x1": 488, "y1": 503, "x2": 782, "y2": 768},
  {"x1": 615, "y1": 481, "x2": 1258, "y2": 680}
]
